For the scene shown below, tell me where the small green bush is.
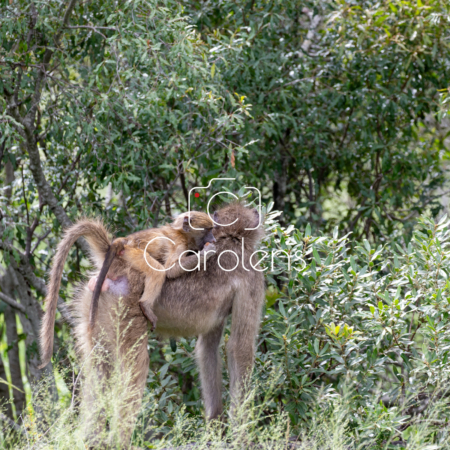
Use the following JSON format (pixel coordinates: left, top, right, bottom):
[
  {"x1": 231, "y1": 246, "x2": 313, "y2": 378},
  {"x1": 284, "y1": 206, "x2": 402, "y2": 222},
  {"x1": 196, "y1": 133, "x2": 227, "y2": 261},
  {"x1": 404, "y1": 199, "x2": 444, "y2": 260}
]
[{"x1": 254, "y1": 209, "x2": 450, "y2": 444}]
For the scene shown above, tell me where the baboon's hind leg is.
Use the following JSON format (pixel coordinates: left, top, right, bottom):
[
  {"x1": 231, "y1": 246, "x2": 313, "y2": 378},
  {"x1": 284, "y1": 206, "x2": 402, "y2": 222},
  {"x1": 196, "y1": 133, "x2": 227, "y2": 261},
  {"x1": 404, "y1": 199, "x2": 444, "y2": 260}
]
[{"x1": 122, "y1": 247, "x2": 166, "y2": 329}]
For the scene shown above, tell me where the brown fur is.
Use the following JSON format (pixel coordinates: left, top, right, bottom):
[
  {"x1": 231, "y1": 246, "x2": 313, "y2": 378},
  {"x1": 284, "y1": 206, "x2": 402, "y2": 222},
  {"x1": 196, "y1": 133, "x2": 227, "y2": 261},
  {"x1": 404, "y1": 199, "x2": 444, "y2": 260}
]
[
  {"x1": 43, "y1": 204, "x2": 264, "y2": 447},
  {"x1": 76, "y1": 203, "x2": 265, "y2": 444},
  {"x1": 153, "y1": 203, "x2": 265, "y2": 419},
  {"x1": 90, "y1": 211, "x2": 216, "y2": 329},
  {"x1": 40, "y1": 212, "x2": 214, "y2": 369},
  {"x1": 39, "y1": 219, "x2": 113, "y2": 369},
  {"x1": 71, "y1": 282, "x2": 148, "y2": 446}
]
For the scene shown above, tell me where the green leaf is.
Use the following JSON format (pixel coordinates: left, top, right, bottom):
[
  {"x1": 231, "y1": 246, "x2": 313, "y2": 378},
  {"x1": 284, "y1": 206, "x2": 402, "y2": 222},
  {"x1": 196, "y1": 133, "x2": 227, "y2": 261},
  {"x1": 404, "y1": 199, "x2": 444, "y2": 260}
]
[{"x1": 304, "y1": 224, "x2": 311, "y2": 238}]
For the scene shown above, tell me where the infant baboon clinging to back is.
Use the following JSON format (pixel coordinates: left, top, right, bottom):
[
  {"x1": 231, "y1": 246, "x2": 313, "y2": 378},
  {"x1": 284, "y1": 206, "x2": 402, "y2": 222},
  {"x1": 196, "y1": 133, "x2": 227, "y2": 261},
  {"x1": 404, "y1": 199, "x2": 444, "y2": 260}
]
[{"x1": 88, "y1": 211, "x2": 216, "y2": 330}]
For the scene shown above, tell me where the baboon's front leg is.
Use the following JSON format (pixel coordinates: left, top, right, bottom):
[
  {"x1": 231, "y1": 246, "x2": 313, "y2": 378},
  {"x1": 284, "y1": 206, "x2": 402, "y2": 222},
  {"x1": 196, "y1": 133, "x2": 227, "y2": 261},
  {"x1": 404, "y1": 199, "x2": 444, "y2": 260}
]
[{"x1": 196, "y1": 320, "x2": 226, "y2": 420}]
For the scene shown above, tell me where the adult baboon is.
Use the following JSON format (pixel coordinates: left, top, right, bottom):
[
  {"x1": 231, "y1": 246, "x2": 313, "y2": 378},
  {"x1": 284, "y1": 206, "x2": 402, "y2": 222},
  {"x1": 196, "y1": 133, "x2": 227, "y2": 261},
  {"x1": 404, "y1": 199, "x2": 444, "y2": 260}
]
[
  {"x1": 151, "y1": 203, "x2": 265, "y2": 420},
  {"x1": 69, "y1": 203, "x2": 265, "y2": 446}
]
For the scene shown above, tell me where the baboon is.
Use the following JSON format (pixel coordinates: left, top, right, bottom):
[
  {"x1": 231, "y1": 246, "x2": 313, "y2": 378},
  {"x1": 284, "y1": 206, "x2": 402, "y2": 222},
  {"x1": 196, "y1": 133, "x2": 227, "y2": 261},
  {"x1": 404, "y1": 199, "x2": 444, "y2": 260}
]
[
  {"x1": 89, "y1": 211, "x2": 216, "y2": 330},
  {"x1": 40, "y1": 212, "x2": 216, "y2": 369},
  {"x1": 86, "y1": 204, "x2": 264, "y2": 419},
  {"x1": 44, "y1": 203, "x2": 265, "y2": 447}
]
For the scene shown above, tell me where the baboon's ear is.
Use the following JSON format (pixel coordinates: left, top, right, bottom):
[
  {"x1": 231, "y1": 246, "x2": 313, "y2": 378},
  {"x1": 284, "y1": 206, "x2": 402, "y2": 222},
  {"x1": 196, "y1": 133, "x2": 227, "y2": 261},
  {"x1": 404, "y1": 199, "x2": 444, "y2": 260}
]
[
  {"x1": 213, "y1": 211, "x2": 219, "y2": 228},
  {"x1": 182, "y1": 216, "x2": 191, "y2": 233}
]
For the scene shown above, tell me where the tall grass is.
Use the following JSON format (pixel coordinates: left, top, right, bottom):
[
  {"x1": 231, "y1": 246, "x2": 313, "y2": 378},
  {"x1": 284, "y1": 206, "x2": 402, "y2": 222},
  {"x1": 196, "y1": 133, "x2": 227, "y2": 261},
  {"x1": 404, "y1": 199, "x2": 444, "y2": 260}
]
[{"x1": 1, "y1": 368, "x2": 450, "y2": 449}]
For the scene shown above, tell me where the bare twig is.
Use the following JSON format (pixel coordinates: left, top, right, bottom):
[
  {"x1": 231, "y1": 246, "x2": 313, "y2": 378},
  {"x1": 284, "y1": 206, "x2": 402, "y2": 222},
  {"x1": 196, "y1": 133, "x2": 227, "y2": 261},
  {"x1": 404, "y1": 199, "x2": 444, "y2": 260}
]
[
  {"x1": 57, "y1": 150, "x2": 82, "y2": 196},
  {"x1": 0, "y1": 292, "x2": 26, "y2": 314},
  {"x1": 301, "y1": 9, "x2": 322, "y2": 54},
  {"x1": 66, "y1": 25, "x2": 117, "y2": 39},
  {"x1": 0, "y1": 240, "x2": 72, "y2": 322},
  {"x1": 0, "y1": 134, "x2": 6, "y2": 172},
  {"x1": 67, "y1": 25, "x2": 117, "y2": 31},
  {"x1": 30, "y1": 228, "x2": 52, "y2": 255},
  {"x1": 179, "y1": 162, "x2": 189, "y2": 208},
  {"x1": 14, "y1": 0, "x2": 92, "y2": 254}
]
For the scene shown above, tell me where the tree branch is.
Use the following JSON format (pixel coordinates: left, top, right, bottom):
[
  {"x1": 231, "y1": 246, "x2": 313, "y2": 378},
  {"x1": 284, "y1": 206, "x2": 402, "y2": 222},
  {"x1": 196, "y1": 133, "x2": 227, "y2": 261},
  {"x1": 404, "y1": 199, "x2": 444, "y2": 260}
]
[
  {"x1": 66, "y1": 25, "x2": 117, "y2": 39},
  {"x1": 25, "y1": 0, "x2": 78, "y2": 127},
  {"x1": 0, "y1": 134, "x2": 5, "y2": 172},
  {"x1": 0, "y1": 292, "x2": 26, "y2": 314},
  {"x1": 301, "y1": 8, "x2": 322, "y2": 54},
  {"x1": 57, "y1": 150, "x2": 82, "y2": 196},
  {"x1": 15, "y1": 0, "x2": 91, "y2": 255},
  {"x1": 0, "y1": 241, "x2": 72, "y2": 323},
  {"x1": 179, "y1": 164, "x2": 189, "y2": 208},
  {"x1": 67, "y1": 25, "x2": 117, "y2": 30}
]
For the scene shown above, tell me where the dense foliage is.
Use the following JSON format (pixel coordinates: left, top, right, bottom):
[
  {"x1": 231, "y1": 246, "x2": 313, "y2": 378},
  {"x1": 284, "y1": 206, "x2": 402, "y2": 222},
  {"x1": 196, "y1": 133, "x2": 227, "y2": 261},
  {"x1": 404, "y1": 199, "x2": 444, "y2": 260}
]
[
  {"x1": 185, "y1": 0, "x2": 450, "y2": 237},
  {"x1": 260, "y1": 210, "x2": 450, "y2": 440},
  {"x1": 133, "y1": 210, "x2": 450, "y2": 446},
  {"x1": 2, "y1": 0, "x2": 450, "y2": 448}
]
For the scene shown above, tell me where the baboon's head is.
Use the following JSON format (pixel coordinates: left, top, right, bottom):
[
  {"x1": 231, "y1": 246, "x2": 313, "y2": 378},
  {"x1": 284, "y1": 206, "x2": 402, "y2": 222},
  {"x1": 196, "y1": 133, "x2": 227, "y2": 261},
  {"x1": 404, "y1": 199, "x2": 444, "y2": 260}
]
[
  {"x1": 212, "y1": 203, "x2": 264, "y2": 250},
  {"x1": 172, "y1": 211, "x2": 215, "y2": 250}
]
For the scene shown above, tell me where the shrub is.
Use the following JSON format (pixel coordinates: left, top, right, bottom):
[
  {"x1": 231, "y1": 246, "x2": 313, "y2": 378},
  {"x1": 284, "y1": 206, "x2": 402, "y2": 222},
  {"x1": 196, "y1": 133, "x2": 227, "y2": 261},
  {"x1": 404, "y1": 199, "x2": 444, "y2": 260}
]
[{"x1": 255, "y1": 208, "x2": 450, "y2": 443}]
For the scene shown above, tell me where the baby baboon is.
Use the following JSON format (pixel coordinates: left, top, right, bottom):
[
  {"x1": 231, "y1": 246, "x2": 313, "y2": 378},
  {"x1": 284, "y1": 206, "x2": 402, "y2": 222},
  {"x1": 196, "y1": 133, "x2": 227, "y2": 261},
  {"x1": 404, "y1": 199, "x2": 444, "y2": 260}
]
[
  {"x1": 89, "y1": 211, "x2": 216, "y2": 330},
  {"x1": 39, "y1": 212, "x2": 216, "y2": 369},
  {"x1": 79, "y1": 203, "x2": 265, "y2": 428}
]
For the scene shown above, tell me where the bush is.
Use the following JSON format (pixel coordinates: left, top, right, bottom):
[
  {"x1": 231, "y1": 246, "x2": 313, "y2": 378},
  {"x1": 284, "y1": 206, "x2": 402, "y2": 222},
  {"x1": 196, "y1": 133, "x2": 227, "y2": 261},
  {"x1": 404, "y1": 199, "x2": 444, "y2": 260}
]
[{"x1": 254, "y1": 208, "x2": 450, "y2": 443}]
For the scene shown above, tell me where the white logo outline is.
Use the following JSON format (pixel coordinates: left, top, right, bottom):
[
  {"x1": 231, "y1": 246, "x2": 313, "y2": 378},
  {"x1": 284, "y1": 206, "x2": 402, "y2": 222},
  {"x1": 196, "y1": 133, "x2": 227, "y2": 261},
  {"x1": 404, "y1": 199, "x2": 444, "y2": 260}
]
[
  {"x1": 188, "y1": 178, "x2": 262, "y2": 230},
  {"x1": 143, "y1": 236, "x2": 176, "y2": 272}
]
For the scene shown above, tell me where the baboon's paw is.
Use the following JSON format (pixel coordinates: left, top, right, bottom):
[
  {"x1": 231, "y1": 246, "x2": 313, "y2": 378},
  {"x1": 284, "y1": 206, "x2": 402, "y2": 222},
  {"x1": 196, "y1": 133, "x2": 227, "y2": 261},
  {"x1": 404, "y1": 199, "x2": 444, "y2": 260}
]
[{"x1": 139, "y1": 303, "x2": 158, "y2": 330}]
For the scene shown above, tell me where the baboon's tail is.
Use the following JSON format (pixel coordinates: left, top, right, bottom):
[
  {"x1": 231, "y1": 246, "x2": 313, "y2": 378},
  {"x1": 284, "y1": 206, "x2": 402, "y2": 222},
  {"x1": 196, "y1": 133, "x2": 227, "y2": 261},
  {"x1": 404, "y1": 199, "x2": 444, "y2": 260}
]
[
  {"x1": 89, "y1": 238, "x2": 126, "y2": 331},
  {"x1": 39, "y1": 219, "x2": 112, "y2": 369}
]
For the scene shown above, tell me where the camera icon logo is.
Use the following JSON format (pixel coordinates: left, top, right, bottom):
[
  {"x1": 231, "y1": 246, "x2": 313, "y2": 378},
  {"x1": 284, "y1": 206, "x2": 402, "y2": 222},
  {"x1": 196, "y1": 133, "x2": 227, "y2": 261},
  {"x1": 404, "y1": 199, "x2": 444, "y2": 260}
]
[{"x1": 188, "y1": 178, "x2": 262, "y2": 230}]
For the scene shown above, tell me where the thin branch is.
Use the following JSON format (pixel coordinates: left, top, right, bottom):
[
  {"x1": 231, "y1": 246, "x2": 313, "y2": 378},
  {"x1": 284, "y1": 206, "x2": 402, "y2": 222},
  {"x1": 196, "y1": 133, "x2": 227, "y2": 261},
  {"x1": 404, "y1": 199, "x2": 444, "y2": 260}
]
[
  {"x1": 0, "y1": 134, "x2": 6, "y2": 172},
  {"x1": 30, "y1": 228, "x2": 52, "y2": 255},
  {"x1": 0, "y1": 292, "x2": 26, "y2": 314},
  {"x1": 179, "y1": 163, "x2": 189, "y2": 208},
  {"x1": 0, "y1": 240, "x2": 72, "y2": 322},
  {"x1": 25, "y1": 0, "x2": 79, "y2": 127},
  {"x1": 67, "y1": 25, "x2": 117, "y2": 30},
  {"x1": 268, "y1": 77, "x2": 314, "y2": 94},
  {"x1": 16, "y1": 0, "x2": 90, "y2": 256},
  {"x1": 20, "y1": 165, "x2": 30, "y2": 226},
  {"x1": 301, "y1": 9, "x2": 322, "y2": 54},
  {"x1": 153, "y1": 171, "x2": 181, "y2": 226},
  {"x1": 66, "y1": 25, "x2": 117, "y2": 39},
  {"x1": 13, "y1": 67, "x2": 23, "y2": 105},
  {"x1": 56, "y1": 150, "x2": 82, "y2": 196}
]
